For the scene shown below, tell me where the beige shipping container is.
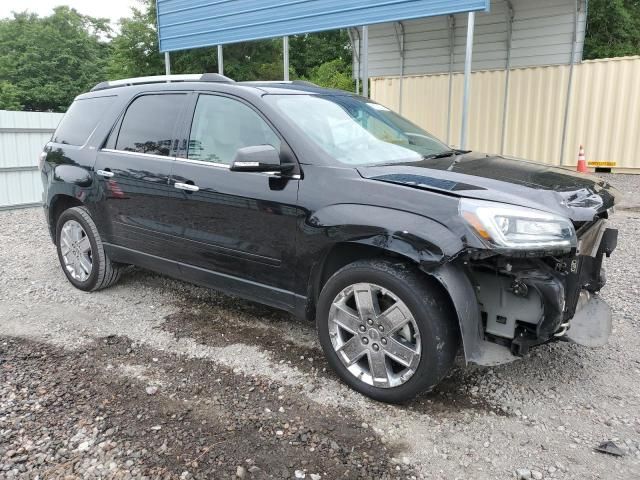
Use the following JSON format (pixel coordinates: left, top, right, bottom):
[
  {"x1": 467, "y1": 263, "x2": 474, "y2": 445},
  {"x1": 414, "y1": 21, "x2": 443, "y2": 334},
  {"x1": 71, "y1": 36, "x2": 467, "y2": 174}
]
[{"x1": 371, "y1": 56, "x2": 640, "y2": 171}]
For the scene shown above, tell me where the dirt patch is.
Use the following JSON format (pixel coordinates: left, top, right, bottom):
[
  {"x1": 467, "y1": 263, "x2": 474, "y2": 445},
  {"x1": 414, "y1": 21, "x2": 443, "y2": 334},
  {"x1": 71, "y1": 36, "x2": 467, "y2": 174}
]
[
  {"x1": 161, "y1": 295, "x2": 510, "y2": 419},
  {"x1": 160, "y1": 294, "x2": 330, "y2": 380},
  {"x1": 0, "y1": 335, "x2": 416, "y2": 479}
]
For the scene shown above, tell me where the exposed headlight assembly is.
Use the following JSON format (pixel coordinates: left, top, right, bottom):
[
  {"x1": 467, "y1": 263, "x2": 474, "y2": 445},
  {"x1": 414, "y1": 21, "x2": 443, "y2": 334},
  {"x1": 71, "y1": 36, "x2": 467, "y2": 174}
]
[{"x1": 460, "y1": 199, "x2": 577, "y2": 251}]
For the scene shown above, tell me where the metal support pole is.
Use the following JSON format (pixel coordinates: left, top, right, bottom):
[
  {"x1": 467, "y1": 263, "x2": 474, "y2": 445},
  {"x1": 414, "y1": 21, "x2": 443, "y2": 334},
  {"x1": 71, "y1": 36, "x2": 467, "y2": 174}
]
[
  {"x1": 356, "y1": 28, "x2": 361, "y2": 95},
  {"x1": 460, "y1": 12, "x2": 475, "y2": 150},
  {"x1": 164, "y1": 52, "x2": 171, "y2": 78},
  {"x1": 217, "y1": 45, "x2": 224, "y2": 75},
  {"x1": 446, "y1": 15, "x2": 455, "y2": 145},
  {"x1": 500, "y1": 1, "x2": 515, "y2": 155},
  {"x1": 559, "y1": 0, "x2": 580, "y2": 166},
  {"x1": 394, "y1": 22, "x2": 405, "y2": 114},
  {"x1": 283, "y1": 36, "x2": 289, "y2": 81},
  {"x1": 362, "y1": 25, "x2": 369, "y2": 98},
  {"x1": 348, "y1": 28, "x2": 360, "y2": 94}
]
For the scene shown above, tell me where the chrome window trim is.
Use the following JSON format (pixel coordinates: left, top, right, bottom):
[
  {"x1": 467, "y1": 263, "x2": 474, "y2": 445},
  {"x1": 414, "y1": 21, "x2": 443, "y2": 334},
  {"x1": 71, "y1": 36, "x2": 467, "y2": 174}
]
[
  {"x1": 101, "y1": 148, "x2": 174, "y2": 162},
  {"x1": 175, "y1": 157, "x2": 231, "y2": 169}
]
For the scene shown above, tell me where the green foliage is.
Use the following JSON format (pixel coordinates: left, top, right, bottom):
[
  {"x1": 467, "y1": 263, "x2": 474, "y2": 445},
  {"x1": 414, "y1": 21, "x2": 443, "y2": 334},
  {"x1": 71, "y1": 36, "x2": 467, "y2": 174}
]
[
  {"x1": 289, "y1": 30, "x2": 352, "y2": 79},
  {"x1": 305, "y1": 59, "x2": 355, "y2": 92},
  {"x1": 0, "y1": 7, "x2": 111, "y2": 111},
  {"x1": 0, "y1": 81, "x2": 21, "y2": 110},
  {"x1": 0, "y1": 0, "x2": 356, "y2": 111},
  {"x1": 109, "y1": 0, "x2": 289, "y2": 81},
  {"x1": 107, "y1": 2, "x2": 163, "y2": 78},
  {"x1": 584, "y1": 0, "x2": 640, "y2": 59}
]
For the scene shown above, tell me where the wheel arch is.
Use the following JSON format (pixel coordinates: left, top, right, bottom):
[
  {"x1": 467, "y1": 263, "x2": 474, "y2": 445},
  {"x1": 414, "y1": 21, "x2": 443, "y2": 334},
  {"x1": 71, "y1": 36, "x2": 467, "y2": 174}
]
[
  {"x1": 302, "y1": 204, "x2": 466, "y2": 322},
  {"x1": 48, "y1": 194, "x2": 84, "y2": 242}
]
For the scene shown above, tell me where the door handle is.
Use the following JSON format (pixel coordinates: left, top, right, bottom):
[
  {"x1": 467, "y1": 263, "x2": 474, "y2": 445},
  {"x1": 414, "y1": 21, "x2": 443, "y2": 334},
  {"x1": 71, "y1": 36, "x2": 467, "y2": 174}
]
[
  {"x1": 96, "y1": 169, "x2": 114, "y2": 178},
  {"x1": 174, "y1": 182, "x2": 200, "y2": 192}
]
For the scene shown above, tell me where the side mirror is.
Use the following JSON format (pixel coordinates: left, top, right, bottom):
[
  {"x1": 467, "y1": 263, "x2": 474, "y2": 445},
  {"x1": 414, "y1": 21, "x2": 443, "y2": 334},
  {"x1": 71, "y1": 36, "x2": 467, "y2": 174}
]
[{"x1": 230, "y1": 145, "x2": 294, "y2": 173}]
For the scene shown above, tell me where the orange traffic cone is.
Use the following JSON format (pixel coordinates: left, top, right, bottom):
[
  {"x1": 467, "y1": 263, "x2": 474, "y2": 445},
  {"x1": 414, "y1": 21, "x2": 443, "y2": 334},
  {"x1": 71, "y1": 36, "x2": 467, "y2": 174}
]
[{"x1": 576, "y1": 145, "x2": 588, "y2": 173}]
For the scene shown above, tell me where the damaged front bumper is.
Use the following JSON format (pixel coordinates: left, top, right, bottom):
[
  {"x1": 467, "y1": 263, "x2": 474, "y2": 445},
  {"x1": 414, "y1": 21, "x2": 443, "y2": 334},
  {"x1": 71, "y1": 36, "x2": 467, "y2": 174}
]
[
  {"x1": 428, "y1": 219, "x2": 618, "y2": 367},
  {"x1": 563, "y1": 291, "x2": 611, "y2": 347}
]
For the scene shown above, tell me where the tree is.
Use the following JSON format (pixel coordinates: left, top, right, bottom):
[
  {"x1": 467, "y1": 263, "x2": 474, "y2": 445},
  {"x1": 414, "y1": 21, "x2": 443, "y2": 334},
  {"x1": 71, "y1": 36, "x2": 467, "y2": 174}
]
[
  {"x1": 306, "y1": 59, "x2": 354, "y2": 91},
  {"x1": 0, "y1": 7, "x2": 111, "y2": 111},
  {"x1": 109, "y1": 0, "x2": 285, "y2": 81},
  {"x1": 584, "y1": 0, "x2": 640, "y2": 59},
  {"x1": 289, "y1": 30, "x2": 352, "y2": 79},
  {"x1": 109, "y1": 0, "x2": 353, "y2": 87},
  {"x1": 0, "y1": 81, "x2": 21, "y2": 110},
  {"x1": 107, "y1": 1, "x2": 163, "y2": 78}
]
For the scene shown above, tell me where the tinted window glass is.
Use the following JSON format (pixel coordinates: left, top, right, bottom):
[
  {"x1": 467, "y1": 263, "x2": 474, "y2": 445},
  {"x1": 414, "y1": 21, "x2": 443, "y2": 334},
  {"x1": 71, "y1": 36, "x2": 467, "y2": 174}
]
[
  {"x1": 188, "y1": 95, "x2": 280, "y2": 165},
  {"x1": 116, "y1": 94, "x2": 184, "y2": 156},
  {"x1": 264, "y1": 94, "x2": 450, "y2": 166},
  {"x1": 53, "y1": 96, "x2": 115, "y2": 146}
]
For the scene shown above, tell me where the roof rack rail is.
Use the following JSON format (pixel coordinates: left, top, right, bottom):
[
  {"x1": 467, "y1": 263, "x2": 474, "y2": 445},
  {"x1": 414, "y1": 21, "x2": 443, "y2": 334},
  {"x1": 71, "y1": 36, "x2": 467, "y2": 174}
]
[
  {"x1": 291, "y1": 80, "x2": 320, "y2": 87},
  {"x1": 239, "y1": 80, "x2": 320, "y2": 87},
  {"x1": 90, "y1": 73, "x2": 235, "y2": 92}
]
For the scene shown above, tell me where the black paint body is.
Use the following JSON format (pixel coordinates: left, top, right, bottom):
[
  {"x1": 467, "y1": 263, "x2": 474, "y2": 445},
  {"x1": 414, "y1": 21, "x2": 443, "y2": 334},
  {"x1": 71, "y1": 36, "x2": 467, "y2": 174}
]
[{"x1": 41, "y1": 81, "x2": 620, "y2": 364}]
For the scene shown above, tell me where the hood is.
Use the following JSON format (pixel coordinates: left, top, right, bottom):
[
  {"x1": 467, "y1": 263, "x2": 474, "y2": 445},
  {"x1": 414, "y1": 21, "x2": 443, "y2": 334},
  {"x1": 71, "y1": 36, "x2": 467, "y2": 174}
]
[{"x1": 357, "y1": 153, "x2": 620, "y2": 222}]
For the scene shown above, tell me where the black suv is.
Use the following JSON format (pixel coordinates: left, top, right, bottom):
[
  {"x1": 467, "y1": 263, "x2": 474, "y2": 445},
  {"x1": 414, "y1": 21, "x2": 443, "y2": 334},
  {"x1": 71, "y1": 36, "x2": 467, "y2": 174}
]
[{"x1": 41, "y1": 74, "x2": 619, "y2": 403}]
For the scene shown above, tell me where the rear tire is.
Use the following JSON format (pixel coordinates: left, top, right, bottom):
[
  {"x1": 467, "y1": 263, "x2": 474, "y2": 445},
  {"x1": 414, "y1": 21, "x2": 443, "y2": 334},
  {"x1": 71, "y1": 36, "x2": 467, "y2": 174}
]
[
  {"x1": 56, "y1": 206, "x2": 122, "y2": 291},
  {"x1": 316, "y1": 259, "x2": 459, "y2": 403}
]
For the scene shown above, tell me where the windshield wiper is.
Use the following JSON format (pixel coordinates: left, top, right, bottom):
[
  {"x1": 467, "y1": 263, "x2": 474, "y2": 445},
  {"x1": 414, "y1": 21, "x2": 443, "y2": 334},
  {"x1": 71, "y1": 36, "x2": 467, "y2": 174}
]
[{"x1": 423, "y1": 149, "x2": 470, "y2": 160}]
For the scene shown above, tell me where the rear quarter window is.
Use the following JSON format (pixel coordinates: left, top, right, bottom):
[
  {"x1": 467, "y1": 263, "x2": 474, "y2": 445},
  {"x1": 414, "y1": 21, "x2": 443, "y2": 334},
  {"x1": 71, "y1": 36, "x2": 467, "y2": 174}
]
[{"x1": 53, "y1": 96, "x2": 115, "y2": 146}]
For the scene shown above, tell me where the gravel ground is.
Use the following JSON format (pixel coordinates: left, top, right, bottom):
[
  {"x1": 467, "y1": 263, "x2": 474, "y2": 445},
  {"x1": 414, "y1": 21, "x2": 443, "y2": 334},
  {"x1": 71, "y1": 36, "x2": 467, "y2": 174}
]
[{"x1": 1, "y1": 174, "x2": 639, "y2": 479}]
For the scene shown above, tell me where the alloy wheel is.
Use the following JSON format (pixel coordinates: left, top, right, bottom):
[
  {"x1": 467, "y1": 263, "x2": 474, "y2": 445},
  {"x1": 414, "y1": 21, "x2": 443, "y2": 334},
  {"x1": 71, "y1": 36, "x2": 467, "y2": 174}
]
[
  {"x1": 328, "y1": 283, "x2": 421, "y2": 388},
  {"x1": 60, "y1": 220, "x2": 93, "y2": 282}
]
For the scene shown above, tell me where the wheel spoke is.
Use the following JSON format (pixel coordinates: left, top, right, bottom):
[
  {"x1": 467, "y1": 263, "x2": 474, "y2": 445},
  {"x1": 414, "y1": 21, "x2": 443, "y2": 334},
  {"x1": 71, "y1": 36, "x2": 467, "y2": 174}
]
[
  {"x1": 368, "y1": 351, "x2": 390, "y2": 388},
  {"x1": 78, "y1": 254, "x2": 92, "y2": 275},
  {"x1": 77, "y1": 236, "x2": 91, "y2": 254},
  {"x1": 336, "y1": 337, "x2": 367, "y2": 366},
  {"x1": 331, "y1": 300, "x2": 361, "y2": 334},
  {"x1": 60, "y1": 231, "x2": 71, "y2": 249},
  {"x1": 353, "y1": 283, "x2": 377, "y2": 319},
  {"x1": 71, "y1": 223, "x2": 82, "y2": 242},
  {"x1": 378, "y1": 303, "x2": 410, "y2": 335},
  {"x1": 383, "y1": 337, "x2": 418, "y2": 368},
  {"x1": 72, "y1": 257, "x2": 82, "y2": 277}
]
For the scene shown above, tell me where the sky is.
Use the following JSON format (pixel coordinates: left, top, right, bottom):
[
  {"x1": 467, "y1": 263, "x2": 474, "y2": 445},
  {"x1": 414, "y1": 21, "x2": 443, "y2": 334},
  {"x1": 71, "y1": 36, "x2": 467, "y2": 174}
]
[{"x1": 0, "y1": 0, "x2": 139, "y2": 23}]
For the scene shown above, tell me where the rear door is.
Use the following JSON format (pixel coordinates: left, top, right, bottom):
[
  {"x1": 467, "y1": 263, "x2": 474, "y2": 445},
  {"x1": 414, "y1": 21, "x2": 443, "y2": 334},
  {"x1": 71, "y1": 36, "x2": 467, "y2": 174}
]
[
  {"x1": 168, "y1": 93, "x2": 301, "y2": 308},
  {"x1": 94, "y1": 92, "x2": 189, "y2": 259}
]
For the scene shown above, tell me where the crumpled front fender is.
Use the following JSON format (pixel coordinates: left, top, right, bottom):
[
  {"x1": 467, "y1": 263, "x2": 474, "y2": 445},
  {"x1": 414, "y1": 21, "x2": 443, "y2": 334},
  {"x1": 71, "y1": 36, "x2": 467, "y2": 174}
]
[{"x1": 424, "y1": 262, "x2": 520, "y2": 366}]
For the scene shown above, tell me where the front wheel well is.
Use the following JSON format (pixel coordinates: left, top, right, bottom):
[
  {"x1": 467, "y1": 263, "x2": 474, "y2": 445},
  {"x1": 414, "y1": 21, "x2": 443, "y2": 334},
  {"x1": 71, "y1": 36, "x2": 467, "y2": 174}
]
[
  {"x1": 308, "y1": 244, "x2": 462, "y2": 348},
  {"x1": 49, "y1": 195, "x2": 83, "y2": 242},
  {"x1": 306, "y1": 242, "x2": 415, "y2": 321}
]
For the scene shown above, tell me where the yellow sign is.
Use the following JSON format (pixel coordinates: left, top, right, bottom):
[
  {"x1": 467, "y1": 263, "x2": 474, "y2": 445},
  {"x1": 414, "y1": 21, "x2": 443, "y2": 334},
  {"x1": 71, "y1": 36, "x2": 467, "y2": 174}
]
[{"x1": 587, "y1": 161, "x2": 617, "y2": 167}]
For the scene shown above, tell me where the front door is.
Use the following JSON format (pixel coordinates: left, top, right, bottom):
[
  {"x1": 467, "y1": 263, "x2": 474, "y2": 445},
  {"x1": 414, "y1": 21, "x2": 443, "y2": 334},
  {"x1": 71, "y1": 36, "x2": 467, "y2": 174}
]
[
  {"x1": 169, "y1": 93, "x2": 301, "y2": 308},
  {"x1": 93, "y1": 92, "x2": 189, "y2": 260}
]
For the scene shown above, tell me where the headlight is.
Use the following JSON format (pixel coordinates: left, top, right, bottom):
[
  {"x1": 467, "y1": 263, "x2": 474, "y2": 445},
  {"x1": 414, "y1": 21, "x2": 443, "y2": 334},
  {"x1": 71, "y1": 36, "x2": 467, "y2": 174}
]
[{"x1": 460, "y1": 199, "x2": 577, "y2": 251}]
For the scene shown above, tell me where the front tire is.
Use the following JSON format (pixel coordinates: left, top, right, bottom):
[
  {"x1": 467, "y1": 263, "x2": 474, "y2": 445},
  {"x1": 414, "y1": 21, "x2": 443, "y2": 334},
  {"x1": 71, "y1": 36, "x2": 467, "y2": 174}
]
[
  {"x1": 56, "y1": 206, "x2": 122, "y2": 291},
  {"x1": 317, "y1": 259, "x2": 459, "y2": 403}
]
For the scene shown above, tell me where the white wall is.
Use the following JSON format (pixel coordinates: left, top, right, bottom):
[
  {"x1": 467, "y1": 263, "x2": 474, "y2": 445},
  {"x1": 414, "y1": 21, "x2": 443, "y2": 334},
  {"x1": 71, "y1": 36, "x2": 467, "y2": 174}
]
[{"x1": 0, "y1": 110, "x2": 63, "y2": 209}]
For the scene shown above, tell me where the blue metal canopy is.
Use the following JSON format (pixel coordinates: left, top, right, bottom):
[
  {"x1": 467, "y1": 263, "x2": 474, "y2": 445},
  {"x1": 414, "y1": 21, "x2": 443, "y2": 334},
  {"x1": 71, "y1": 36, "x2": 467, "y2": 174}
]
[{"x1": 156, "y1": 0, "x2": 490, "y2": 52}]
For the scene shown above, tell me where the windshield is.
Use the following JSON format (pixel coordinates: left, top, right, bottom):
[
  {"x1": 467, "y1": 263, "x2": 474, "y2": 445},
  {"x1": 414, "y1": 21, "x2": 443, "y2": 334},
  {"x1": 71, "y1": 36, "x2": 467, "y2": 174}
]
[{"x1": 264, "y1": 94, "x2": 451, "y2": 166}]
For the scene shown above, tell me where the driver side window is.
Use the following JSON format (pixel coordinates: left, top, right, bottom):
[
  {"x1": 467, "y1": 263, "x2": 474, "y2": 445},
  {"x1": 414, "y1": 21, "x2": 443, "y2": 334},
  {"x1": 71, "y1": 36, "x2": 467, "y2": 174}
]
[{"x1": 188, "y1": 95, "x2": 281, "y2": 165}]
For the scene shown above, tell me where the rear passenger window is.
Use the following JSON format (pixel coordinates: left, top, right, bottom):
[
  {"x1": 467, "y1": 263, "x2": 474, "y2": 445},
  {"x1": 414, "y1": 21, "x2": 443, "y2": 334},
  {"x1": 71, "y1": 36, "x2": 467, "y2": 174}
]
[
  {"x1": 115, "y1": 94, "x2": 184, "y2": 156},
  {"x1": 53, "y1": 96, "x2": 115, "y2": 146},
  {"x1": 188, "y1": 95, "x2": 280, "y2": 165}
]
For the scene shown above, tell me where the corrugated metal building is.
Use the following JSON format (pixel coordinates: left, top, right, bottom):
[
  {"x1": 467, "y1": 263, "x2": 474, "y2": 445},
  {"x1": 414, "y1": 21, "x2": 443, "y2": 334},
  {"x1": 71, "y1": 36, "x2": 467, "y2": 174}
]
[
  {"x1": 0, "y1": 110, "x2": 62, "y2": 209},
  {"x1": 360, "y1": 0, "x2": 640, "y2": 171},
  {"x1": 355, "y1": 0, "x2": 585, "y2": 77}
]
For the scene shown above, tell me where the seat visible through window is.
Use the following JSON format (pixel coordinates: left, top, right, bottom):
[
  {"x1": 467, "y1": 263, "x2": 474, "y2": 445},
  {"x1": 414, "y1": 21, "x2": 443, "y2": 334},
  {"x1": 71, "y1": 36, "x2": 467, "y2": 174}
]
[{"x1": 188, "y1": 95, "x2": 280, "y2": 165}]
